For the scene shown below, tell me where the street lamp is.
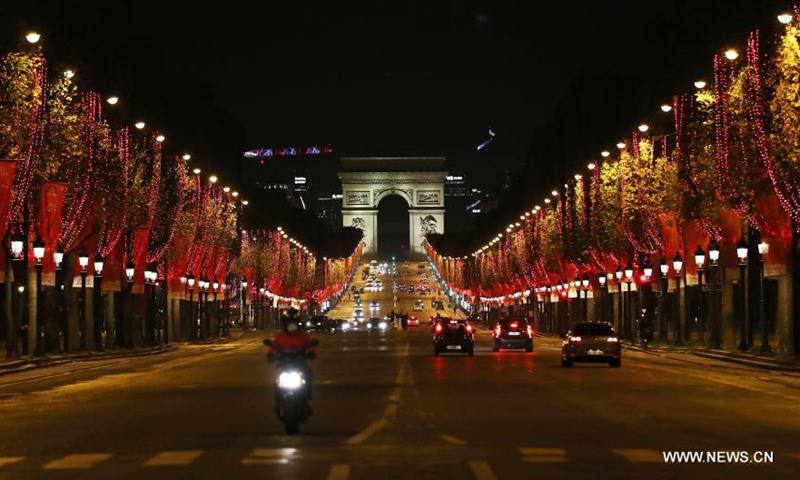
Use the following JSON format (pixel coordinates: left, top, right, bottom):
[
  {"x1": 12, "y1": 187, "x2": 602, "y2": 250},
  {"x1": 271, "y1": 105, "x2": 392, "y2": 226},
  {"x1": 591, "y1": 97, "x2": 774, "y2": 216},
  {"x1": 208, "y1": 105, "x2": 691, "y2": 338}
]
[
  {"x1": 615, "y1": 266, "x2": 623, "y2": 335},
  {"x1": 758, "y1": 239, "x2": 771, "y2": 354},
  {"x1": 10, "y1": 235, "x2": 24, "y2": 260},
  {"x1": 187, "y1": 273, "x2": 196, "y2": 340},
  {"x1": 78, "y1": 249, "x2": 89, "y2": 349},
  {"x1": 241, "y1": 276, "x2": 248, "y2": 329},
  {"x1": 624, "y1": 263, "x2": 634, "y2": 341},
  {"x1": 737, "y1": 236, "x2": 748, "y2": 352},
  {"x1": 660, "y1": 257, "x2": 669, "y2": 341},
  {"x1": 31, "y1": 236, "x2": 45, "y2": 355},
  {"x1": 93, "y1": 255, "x2": 105, "y2": 350},
  {"x1": 125, "y1": 260, "x2": 135, "y2": 283},
  {"x1": 54, "y1": 246, "x2": 64, "y2": 270},
  {"x1": 673, "y1": 252, "x2": 683, "y2": 344},
  {"x1": 25, "y1": 32, "x2": 41, "y2": 44},
  {"x1": 695, "y1": 245, "x2": 706, "y2": 345}
]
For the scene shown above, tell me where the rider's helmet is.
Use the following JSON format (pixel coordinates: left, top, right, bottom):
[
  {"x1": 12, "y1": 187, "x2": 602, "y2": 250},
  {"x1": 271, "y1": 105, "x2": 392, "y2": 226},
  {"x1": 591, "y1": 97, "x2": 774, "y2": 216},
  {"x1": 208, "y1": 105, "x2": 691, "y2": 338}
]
[{"x1": 282, "y1": 308, "x2": 301, "y2": 332}]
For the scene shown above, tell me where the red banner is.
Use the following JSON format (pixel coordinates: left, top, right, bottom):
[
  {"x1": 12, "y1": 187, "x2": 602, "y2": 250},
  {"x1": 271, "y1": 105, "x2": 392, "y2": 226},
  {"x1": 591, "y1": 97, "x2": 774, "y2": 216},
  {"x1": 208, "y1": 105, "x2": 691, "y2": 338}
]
[
  {"x1": 39, "y1": 182, "x2": 67, "y2": 286},
  {"x1": 0, "y1": 160, "x2": 16, "y2": 284},
  {"x1": 132, "y1": 227, "x2": 149, "y2": 294},
  {"x1": 681, "y1": 220, "x2": 710, "y2": 284},
  {"x1": 101, "y1": 240, "x2": 123, "y2": 293},
  {"x1": 657, "y1": 211, "x2": 681, "y2": 257},
  {"x1": 168, "y1": 235, "x2": 190, "y2": 294},
  {"x1": 756, "y1": 195, "x2": 791, "y2": 276}
]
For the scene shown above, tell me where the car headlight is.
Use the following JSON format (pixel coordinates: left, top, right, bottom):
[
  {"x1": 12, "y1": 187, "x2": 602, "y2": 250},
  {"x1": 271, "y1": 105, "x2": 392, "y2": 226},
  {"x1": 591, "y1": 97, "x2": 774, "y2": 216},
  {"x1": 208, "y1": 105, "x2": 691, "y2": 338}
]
[
  {"x1": 379, "y1": 322, "x2": 387, "y2": 329},
  {"x1": 278, "y1": 371, "x2": 303, "y2": 389},
  {"x1": 342, "y1": 322, "x2": 351, "y2": 329}
]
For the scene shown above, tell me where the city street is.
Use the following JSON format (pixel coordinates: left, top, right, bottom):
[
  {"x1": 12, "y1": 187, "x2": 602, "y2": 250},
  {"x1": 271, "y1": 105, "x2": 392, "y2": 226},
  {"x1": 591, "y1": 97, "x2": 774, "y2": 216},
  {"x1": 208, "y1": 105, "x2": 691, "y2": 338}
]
[{"x1": 0, "y1": 262, "x2": 798, "y2": 479}]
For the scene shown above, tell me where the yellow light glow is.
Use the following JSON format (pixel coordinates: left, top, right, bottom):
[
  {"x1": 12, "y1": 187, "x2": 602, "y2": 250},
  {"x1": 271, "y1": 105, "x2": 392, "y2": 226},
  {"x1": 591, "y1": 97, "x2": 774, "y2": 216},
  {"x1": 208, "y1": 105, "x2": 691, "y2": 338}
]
[
  {"x1": 209, "y1": 175, "x2": 218, "y2": 183},
  {"x1": 182, "y1": 153, "x2": 191, "y2": 160},
  {"x1": 724, "y1": 49, "x2": 739, "y2": 61},
  {"x1": 551, "y1": 190, "x2": 558, "y2": 196},
  {"x1": 223, "y1": 186, "x2": 230, "y2": 193},
  {"x1": 155, "y1": 134, "x2": 165, "y2": 143},
  {"x1": 694, "y1": 80, "x2": 707, "y2": 89},
  {"x1": 25, "y1": 32, "x2": 41, "y2": 44},
  {"x1": 660, "y1": 104, "x2": 672, "y2": 113},
  {"x1": 107, "y1": 96, "x2": 119, "y2": 105},
  {"x1": 63, "y1": 70, "x2": 75, "y2": 79},
  {"x1": 242, "y1": 200, "x2": 249, "y2": 205},
  {"x1": 135, "y1": 121, "x2": 146, "y2": 130},
  {"x1": 616, "y1": 142, "x2": 626, "y2": 149},
  {"x1": 232, "y1": 191, "x2": 239, "y2": 197},
  {"x1": 587, "y1": 162, "x2": 596, "y2": 170},
  {"x1": 544, "y1": 198, "x2": 551, "y2": 204},
  {"x1": 192, "y1": 168, "x2": 201, "y2": 174},
  {"x1": 601, "y1": 150, "x2": 610, "y2": 158},
  {"x1": 638, "y1": 124, "x2": 649, "y2": 132},
  {"x1": 574, "y1": 174, "x2": 582, "y2": 180},
  {"x1": 535, "y1": 205, "x2": 541, "y2": 211},
  {"x1": 778, "y1": 13, "x2": 793, "y2": 24}
]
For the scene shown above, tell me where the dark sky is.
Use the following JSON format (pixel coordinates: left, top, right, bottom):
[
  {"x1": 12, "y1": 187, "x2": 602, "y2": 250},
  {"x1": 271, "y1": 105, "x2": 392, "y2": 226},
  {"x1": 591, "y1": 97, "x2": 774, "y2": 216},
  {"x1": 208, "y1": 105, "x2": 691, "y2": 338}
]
[{"x1": 1, "y1": 0, "x2": 787, "y2": 192}]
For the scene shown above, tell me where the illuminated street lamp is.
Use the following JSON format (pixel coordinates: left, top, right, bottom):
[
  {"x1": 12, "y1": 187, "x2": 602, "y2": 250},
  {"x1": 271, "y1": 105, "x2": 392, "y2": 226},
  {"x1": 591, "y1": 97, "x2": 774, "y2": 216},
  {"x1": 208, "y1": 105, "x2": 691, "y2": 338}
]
[
  {"x1": 673, "y1": 251, "x2": 684, "y2": 344},
  {"x1": 694, "y1": 80, "x2": 707, "y2": 89},
  {"x1": 10, "y1": 235, "x2": 24, "y2": 260},
  {"x1": 601, "y1": 150, "x2": 610, "y2": 158},
  {"x1": 93, "y1": 255, "x2": 105, "y2": 351},
  {"x1": 134, "y1": 121, "x2": 146, "y2": 130},
  {"x1": 616, "y1": 141, "x2": 626, "y2": 150},
  {"x1": 660, "y1": 104, "x2": 673, "y2": 113},
  {"x1": 32, "y1": 236, "x2": 45, "y2": 355},
  {"x1": 778, "y1": 13, "x2": 793, "y2": 24},
  {"x1": 155, "y1": 134, "x2": 165, "y2": 143},
  {"x1": 695, "y1": 245, "x2": 706, "y2": 344},
  {"x1": 724, "y1": 49, "x2": 739, "y2": 61},
  {"x1": 638, "y1": 124, "x2": 649, "y2": 133},
  {"x1": 758, "y1": 239, "x2": 771, "y2": 354},
  {"x1": 26, "y1": 32, "x2": 41, "y2": 44},
  {"x1": 736, "y1": 236, "x2": 749, "y2": 352},
  {"x1": 125, "y1": 260, "x2": 135, "y2": 283},
  {"x1": 107, "y1": 96, "x2": 119, "y2": 105},
  {"x1": 79, "y1": 249, "x2": 90, "y2": 349}
]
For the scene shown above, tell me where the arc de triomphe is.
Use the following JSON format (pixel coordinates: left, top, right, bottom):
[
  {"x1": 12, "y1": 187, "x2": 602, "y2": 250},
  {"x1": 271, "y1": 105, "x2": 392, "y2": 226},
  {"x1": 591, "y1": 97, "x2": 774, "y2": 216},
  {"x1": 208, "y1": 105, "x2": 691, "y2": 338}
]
[{"x1": 339, "y1": 157, "x2": 446, "y2": 256}]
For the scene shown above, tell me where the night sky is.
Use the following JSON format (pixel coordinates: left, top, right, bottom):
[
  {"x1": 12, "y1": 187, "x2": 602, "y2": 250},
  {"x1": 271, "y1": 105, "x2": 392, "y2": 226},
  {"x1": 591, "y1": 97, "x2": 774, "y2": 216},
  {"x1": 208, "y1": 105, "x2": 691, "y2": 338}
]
[{"x1": 0, "y1": 0, "x2": 786, "y2": 193}]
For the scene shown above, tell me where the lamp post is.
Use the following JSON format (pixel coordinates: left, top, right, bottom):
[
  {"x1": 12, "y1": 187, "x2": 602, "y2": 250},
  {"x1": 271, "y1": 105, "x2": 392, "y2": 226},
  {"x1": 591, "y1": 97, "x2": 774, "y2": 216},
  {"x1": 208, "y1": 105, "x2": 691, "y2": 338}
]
[
  {"x1": 241, "y1": 276, "x2": 248, "y2": 329},
  {"x1": 53, "y1": 244, "x2": 66, "y2": 350},
  {"x1": 145, "y1": 262, "x2": 157, "y2": 344},
  {"x1": 737, "y1": 236, "x2": 749, "y2": 352},
  {"x1": 758, "y1": 239, "x2": 771, "y2": 354},
  {"x1": 694, "y1": 245, "x2": 706, "y2": 345},
  {"x1": 125, "y1": 259, "x2": 135, "y2": 348},
  {"x1": 598, "y1": 273, "x2": 606, "y2": 322},
  {"x1": 33, "y1": 236, "x2": 45, "y2": 355},
  {"x1": 78, "y1": 249, "x2": 89, "y2": 350},
  {"x1": 187, "y1": 273, "x2": 196, "y2": 341},
  {"x1": 708, "y1": 240, "x2": 721, "y2": 348},
  {"x1": 212, "y1": 280, "x2": 220, "y2": 337},
  {"x1": 624, "y1": 262, "x2": 634, "y2": 341},
  {"x1": 659, "y1": 257, "x2": 669, "y2": 342},
  {"x1": 199, "y1": 277, "x2": 207, "y2": 340},
  {"x1": 93, "y1": 256, "x2": 104, "y2": 351},
  {"x1": 673, "y1": 252, "x2": 684, "y2": 345},
  {"x1": 582, "y1": 275, "x2": 589, "y2": 322},
  {"x1": 615, "y1": 267, "x2": 623, "y2": 336}
]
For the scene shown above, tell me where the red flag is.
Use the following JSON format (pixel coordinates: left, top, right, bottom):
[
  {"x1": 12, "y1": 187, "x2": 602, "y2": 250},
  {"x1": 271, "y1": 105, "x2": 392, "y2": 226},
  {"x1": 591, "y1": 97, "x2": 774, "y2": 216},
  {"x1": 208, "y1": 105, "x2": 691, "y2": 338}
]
[
  {"x1": 101, "y1": 240, "x2": 123, "y2": 293},
  {"x1": 0, "y1": 160, "x2": 16, "y2": 284},
  {"x1": 131, "y1": 227, "x2": 149, "y2": 294},
  {"x1": 756, "y1": 195, "x2": 792, "y2": 276},
  {"x1": 168, "y1": 235, "x2": 190, "y2": 294},
  {"x1": 39, "y1": 182, "x2": 67, "y2": 286},
  {"x1": 681, "y1": 220, "x2": 710, "y2": 285},
  {"x1": 658, "y1": 211, "x2": 681, "y2": 257}
]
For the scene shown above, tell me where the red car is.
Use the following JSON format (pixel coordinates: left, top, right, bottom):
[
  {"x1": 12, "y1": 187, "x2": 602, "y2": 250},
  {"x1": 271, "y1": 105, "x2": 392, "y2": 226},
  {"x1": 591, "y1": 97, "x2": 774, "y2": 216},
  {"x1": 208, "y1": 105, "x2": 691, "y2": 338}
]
[{"x1": 406, "y1": 316, "x2": 419, "y2": 327}]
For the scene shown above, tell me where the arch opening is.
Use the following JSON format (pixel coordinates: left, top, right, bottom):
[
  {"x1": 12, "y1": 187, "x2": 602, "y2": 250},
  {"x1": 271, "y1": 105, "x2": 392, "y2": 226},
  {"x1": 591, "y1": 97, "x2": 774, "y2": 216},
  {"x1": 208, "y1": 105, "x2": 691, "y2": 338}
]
[{"x1": 377, "y1": 194, "x2": 410, "y2": 259}]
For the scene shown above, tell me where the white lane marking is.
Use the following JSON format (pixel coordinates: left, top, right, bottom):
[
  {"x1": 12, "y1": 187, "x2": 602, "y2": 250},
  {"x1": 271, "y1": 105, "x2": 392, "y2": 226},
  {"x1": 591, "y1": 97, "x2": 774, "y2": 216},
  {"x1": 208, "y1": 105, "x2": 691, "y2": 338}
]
[
  {"x1": 439, "y1": 434, "x2": 467, "y2": 446},
  {"x1": 344, "y1": 418, "x2": 389, "y2": 445},
  {"x1": 241, "y1": 448, "x2": 297, "y2": 465},
  {"x1": 327, "y1": 464, "x2": 351, "y2": 480},
  {"x1": 612, "y1": 448, "x2": 663, "y2": 462},
  {"x1": 143, "y1": 450, "x2": 203, "y2": 467},
  {"x1": 0, "y1": 457, "x2": 24, "y2": 469},
  {"x1": 384, "y1": 403, "x2": 398, "y2": 417},
  {"x1": 468, "y1": 461, "x2": 498, "y2": 480},
  {"x1": 44, "y1": 453, "x2": 112, "y2": 470},
  {"x1": 519, "y1": 447, "x2": 567, "y2": 462}
]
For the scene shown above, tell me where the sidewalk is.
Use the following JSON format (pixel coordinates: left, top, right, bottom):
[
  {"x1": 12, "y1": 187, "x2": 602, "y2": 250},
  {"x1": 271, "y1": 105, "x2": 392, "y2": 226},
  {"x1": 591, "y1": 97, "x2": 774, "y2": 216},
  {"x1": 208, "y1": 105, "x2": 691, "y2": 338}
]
[{"x1": 620, "y1": 341, "x2": 800, "y2": 372}]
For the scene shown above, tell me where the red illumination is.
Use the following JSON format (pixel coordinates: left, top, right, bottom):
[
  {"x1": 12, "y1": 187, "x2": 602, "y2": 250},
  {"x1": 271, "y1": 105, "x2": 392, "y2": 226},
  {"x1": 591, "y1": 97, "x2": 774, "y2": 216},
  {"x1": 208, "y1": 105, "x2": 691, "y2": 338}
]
[
  {"x1": 435, "y1": 324, "x2": 443, "y2": 333},
  {"x1": 466, "y1": 324, "x2": 473, "y2": 333},
  {"x1": 640, "y1": 274, "x2": 648, "y2": 282},
  {"x1": 510, "y1": 322, "x2": 519, "y2": 329},
  {"x1": 526, "y1": 325, "x2": 533, "y2": 337}
]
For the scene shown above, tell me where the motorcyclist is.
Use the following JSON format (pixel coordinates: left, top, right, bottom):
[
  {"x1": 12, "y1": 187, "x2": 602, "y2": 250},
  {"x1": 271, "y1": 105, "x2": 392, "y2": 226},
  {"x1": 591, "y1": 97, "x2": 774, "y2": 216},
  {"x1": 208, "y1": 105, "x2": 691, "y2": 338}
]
[{"x1": 267, "y1": 308, "x2": 317, "y2": 399}]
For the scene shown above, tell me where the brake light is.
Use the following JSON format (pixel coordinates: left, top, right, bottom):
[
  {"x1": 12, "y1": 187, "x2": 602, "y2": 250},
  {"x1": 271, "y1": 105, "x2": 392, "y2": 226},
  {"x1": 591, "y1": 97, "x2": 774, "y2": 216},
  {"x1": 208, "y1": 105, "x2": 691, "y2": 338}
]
[
  {"x1": 510, "y1": 322, "x2": 519, "y2": 329},
  {"x1": 606, "y1": 337, "x2": 619, "y2": 343},
  {"x1": 569, "y1": 336, "x2": 582, "y2": 342},
  {"x1": 466, "y1": 324, "x2": 473, "y2": 333},
  {"x1": 526, "y1": 325, "x2": 533, "y2": 337},
  {"x1": 435, "y1": 324, "x2": 443, "y2": 333}
]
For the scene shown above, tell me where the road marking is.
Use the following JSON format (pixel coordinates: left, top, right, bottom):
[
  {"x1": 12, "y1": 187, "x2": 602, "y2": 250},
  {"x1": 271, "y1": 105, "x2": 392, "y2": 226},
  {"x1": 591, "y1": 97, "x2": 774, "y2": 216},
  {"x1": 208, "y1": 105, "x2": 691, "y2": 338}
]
[
  {"x1": 327, "y1": 464, "x2": 351, "y2": 480},
  {"x1": 0, "y1": 457, "x2": 24, "y2": 469},
  {"x1": 439, "y1": 434, "x2": 467, "y2": 446},
  {"x1": 468, "y1": 461, "x2": 498, "y2": 480},
  {"x1": 345, "y1": 418, "x2": 389, "y2": 445},
  {"x1": 44, "y1": 453, "x2": 112, "y2": 470},
  {"x1": 241, "y1": 448, "x2": 297, "y2": 465},
  {"x1": 143, "y1": 450, "x2": 203, "y2": 467},
  {"x1": 384, "y1": 403, "x2": 398, "y2": 417},
  {"x1": 612, "y1": 448, "x2": 663, "y2": 463},
  {"x1": 519, "y1": 447, "x2": 567, "y2": 462},
  {"x1": 394, "y1": 367, "x2": 406, "y2": 385},
  {"x1": 387, "y1": 387, "x2": 401, "y2": 402}
]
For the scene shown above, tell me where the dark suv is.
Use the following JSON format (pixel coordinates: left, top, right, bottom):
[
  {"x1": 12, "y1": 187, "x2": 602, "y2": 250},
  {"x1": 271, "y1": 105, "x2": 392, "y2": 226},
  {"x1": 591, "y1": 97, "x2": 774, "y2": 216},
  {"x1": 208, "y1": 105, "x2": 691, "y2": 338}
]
[
  {"x1": 492, "y1": 318, "x2": 534, "y2": 352},
  {"x1": 433, "y1": 318, "x2": 474, "y2": 356},
  {"x1": 561, "y1": 322, "x2": 621, "y2": 367}
]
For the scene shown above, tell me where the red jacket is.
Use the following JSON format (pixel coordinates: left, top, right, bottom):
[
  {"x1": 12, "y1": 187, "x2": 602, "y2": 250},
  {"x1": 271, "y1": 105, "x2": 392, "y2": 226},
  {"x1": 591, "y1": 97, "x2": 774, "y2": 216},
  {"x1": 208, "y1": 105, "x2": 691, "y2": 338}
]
[{"x1": 271, "y1": 330, "x2": 316, "y2": 354}]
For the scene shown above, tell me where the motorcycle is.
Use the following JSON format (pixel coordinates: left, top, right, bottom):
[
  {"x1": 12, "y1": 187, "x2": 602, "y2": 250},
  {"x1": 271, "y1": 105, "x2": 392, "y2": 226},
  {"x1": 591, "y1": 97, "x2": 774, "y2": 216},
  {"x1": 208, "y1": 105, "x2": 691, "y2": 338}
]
[{"x1": 263, "y1": 338, "x2": 319, "y2": 434}]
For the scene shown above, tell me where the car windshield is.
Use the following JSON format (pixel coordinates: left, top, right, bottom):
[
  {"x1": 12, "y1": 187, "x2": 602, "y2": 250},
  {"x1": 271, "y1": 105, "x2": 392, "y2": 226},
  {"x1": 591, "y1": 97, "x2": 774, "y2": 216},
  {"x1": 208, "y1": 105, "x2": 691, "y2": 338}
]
[{"x1": 571, "y1": 324, "x2": 614, "y2": 336}]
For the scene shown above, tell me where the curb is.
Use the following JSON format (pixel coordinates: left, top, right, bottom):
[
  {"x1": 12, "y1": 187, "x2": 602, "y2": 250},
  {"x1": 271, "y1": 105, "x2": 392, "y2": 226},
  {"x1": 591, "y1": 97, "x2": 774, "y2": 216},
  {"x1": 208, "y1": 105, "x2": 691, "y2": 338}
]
[
  {"x1": 691, "y1": 351, "x2": 800, "y2": 373},
  {"x1": 0, "y1": 345, "x2": 177, "y2": 378}
]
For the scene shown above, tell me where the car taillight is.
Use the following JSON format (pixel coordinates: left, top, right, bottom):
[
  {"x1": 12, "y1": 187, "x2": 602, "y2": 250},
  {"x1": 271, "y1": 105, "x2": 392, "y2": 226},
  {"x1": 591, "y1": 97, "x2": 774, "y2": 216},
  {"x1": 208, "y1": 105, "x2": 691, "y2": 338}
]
[
  {"x1": 435, "y1": 324, "x2": 443, "y2": 333},
  {"x1": 569, "y1": 336, "x2": 582, "y2": 342},
  {"x1": 466, "y1": 324, "x2": 473, "y2": 333},
  {"x1": 510, "y1": 322, "x2": 518, "y2": 329},
  {"x1": 606, "y1": 337, "x2": 619, "y2": 343},
  {"x1": 526, "y1": 325, "x2": 533, "y2": 337}
]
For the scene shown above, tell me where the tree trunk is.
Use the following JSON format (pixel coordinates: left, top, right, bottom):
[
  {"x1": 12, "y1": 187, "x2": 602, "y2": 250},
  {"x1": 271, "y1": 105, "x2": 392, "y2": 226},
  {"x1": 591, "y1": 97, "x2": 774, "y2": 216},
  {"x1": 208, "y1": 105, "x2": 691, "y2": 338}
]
[{"x1": 4, "y1": 242, "x2": 19, "y2": 358}]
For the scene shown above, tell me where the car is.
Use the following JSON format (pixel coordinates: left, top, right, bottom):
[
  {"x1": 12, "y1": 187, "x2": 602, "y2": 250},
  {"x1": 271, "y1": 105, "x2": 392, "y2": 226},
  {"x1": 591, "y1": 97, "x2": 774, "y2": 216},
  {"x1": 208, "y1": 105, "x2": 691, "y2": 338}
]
[
  {"x1": 331, "y1": 319, "x2": 352, "y2": 332},
  {"x1": 432, "y1": 300, "x2": 444, "y2": 310},
  {"x1": 306, "y1": 315, "x2": 330, "y2": 331},
  {"x1": 368, "y1": 317, "x2": 389, "y2": 331},
  {"x1": 413, "y1": 300, "x2": 423, "y2": 311},
  {"x1": 370, "y1": 300, "x2": 379, "y2": 309},
  {"x1": 406, "y1": 316, "x2": 419, "y2": 327},
  {"x1": 492, "y1": 318, "x2": 534, "y2": 352},
  {"x1": 561, "y1": 322, "x2": 621, "y2": 368},
  {"x1": 433, "y1": 318, "x2": 474, "y2": 356},
  {"x1": 353, "y1": 308, "x2": 365, "y2": 320}
]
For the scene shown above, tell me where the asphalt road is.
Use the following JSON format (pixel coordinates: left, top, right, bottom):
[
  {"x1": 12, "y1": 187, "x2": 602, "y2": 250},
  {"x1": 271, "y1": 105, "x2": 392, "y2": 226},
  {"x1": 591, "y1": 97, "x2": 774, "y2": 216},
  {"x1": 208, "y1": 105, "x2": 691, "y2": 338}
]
[{"x1": 1, "y1": 261, "x2": 799, "y2": 479}]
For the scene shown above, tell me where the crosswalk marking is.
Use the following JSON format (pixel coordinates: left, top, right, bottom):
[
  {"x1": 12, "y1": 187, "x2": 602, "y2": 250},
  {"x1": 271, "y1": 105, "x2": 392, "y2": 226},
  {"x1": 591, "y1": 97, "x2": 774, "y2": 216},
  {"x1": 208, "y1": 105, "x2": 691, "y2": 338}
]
[
  {"x1": 241, "y1": 448, "x2": 295, "y2": 465},
  {"x1": 612, "y1": 448, "x2": 663, "y2": 463},
  {"x1": 0, "y1": 457, "x2": 24, "y2": 469},
  {"x1": 327, "y1": 464, "x2": 351, "y2": 480},
  {"x1": 468, "y1": 461, "x2": 498, "y2": 480},
  {"x1": 143, "y1": 450, "x2": 203, "y2": 467},
  {"x1": 43, "y1": 453, "x2": 112, "y2": 470},
  {"x1": 519, "y1": 447, "x2": 567, "y2": 463}
]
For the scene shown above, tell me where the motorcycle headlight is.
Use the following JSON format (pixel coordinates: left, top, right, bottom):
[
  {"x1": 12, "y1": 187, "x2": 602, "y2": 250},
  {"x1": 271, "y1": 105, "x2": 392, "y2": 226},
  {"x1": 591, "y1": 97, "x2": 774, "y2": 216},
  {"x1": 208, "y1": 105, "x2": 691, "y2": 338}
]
[{"x1": 278, "y1": 371, "x2": 304, "y2": 389}]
